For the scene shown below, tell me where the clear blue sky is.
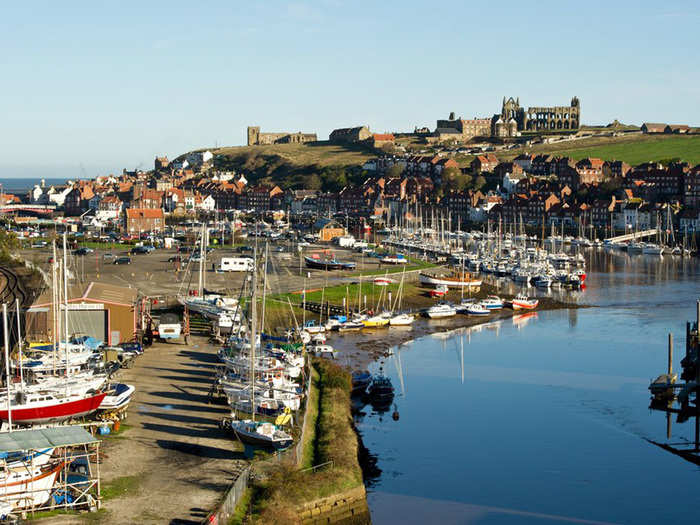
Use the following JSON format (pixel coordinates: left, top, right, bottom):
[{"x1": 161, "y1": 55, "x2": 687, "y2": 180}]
[{"x1": 1, "y1": 0, "x2": 698, "y2": 179}]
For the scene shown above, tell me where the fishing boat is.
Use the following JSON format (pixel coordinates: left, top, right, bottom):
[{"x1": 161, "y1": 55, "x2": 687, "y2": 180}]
[
  {"x1": 481, "y1": 296, "x2": 504, "y2": 310},
  {"x1": 337, "y1": 320, "x2": 365, "y2": 332},
  {"x1": 389, "y1": 313, "x2": 414, "y2": 326},
  {"x1": 362, "y1": 315, "x2": 390, "y2": 328},
  {"x1": 510, "y1": 293, "x2": 539, "y2": 310},
  {"x1": 366, "y1": 374, "x2": 394, "y2": 401},
  {"x1": 304, "y1": 256, "x2": 355, "y2": 270},
  {"x1": 466, "y1": 303, "x2": 490, "y2": 316},
  {"x1": 419, "y1": 270, "x2": 482, "y2": 288},
  {"x1": 98, "y1": 383, "x2": 135, "y2": 412},
  {"x1": 430, "y1": 285, "x2": 448, "y2": 298},
  {"x1": 352, "y1": 370, "x2": 372, "y2": 395},
  {"x1": 380, "y1": 254, "x2": 408, "y2": 264},
  {"x1": 425, "y1": 303, "x2": 456, "y2": 319}
]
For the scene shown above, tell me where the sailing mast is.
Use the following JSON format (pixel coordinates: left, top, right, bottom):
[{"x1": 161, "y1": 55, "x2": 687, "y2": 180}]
[
  {"x1": 249, "y1": 247, "x2": 258, "y2": 422},
  {"x1": 62, "y1": 233, "x2": 69, "y2": 379},
  {"x1": 3, "y1": 304, "x2": 12, "y2": 431},
  {"x1": 15, "y1": 298, "x2": 23, "y2": 388}
]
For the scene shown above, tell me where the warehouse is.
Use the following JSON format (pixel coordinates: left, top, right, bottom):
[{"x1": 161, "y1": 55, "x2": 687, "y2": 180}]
[{"x1": 25, "y1": 281, "x2": 138, "y2": 345}]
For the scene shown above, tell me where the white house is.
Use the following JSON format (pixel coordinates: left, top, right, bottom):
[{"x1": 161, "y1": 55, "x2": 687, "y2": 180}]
[
  {"x1": 502, "y1": 172, "x2": 526, "y2": 195},
  {"x1": 199, "y1": 194, "x2": 216, "y2": 211},
  {"x1": 469, "y1": 201, "x2": 497, "y2": 223},
  {"x1": 96, "y1": 195, "x2": 122, "y2": 221},
  {"x1": 186, "y1": 150, "x2": 213, "y2": 166},
  {"x1": 47, "y1": 185, "x2": 73, "y2": 207}
]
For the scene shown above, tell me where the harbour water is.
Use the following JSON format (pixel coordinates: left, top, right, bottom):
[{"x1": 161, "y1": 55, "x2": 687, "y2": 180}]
[{"x1": 356, "y1": 251, "x2": 700, "y2": 524}]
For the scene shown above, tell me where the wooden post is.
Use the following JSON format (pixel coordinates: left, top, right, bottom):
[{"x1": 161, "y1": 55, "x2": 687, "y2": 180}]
[{"x1": 668, "y1": 333, "x2": 673, "y2": 376}]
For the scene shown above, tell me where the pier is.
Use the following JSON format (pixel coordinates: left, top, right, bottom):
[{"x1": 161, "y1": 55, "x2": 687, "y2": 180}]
[{"x1": 648, "y1": 300, "x2": 700, "y2": 463}]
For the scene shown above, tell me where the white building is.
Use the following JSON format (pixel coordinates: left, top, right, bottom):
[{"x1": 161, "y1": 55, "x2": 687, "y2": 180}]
[{"x1": 502, "y1": 172, "x2": 526, "y2": 195}]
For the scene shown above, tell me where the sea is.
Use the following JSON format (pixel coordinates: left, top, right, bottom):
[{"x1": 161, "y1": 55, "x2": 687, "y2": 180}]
[
  {"x1": 0, "y1": 177, "x2": 75, "y2": 195},
  {"x1": 357, "y1": 250, "x2": 700, "y2": 525}
]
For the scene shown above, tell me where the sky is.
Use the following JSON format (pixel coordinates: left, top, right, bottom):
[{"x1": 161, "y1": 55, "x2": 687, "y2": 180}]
[{"x1": 1, "y1": 0, "x2": 699, "y2": 179}]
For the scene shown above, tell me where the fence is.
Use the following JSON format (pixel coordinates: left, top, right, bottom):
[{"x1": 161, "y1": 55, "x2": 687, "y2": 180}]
[{"x1": 202, "y1": 465, "x2": 251, "y2": 525}]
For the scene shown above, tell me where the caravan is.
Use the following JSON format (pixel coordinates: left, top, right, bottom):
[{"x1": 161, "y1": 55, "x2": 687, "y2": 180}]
[{"x1": 219, "y1": 257, "x2": 254, "y2": 272}]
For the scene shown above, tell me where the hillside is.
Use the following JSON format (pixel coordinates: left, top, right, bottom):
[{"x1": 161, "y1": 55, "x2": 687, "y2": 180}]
[
  {"x1": 498, "y1": 134, "x2": 700, "y2": 165},
  {"x1": 210, "y1": 141, "x2": 377, "y2": 191}
]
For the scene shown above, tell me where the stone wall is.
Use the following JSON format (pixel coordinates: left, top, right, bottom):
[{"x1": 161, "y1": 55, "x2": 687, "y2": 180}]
[
  {"x1": 247, "y1": 126, "x2": 317, "y2": 145},
  {"x1": 298, "y1": 485, "x2": 370, "y2": 524}
]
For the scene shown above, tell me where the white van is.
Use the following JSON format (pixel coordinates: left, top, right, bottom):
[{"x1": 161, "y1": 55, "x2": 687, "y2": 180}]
[{"x1": 218, "y1": 257, "x2": 254, "y2": 272}]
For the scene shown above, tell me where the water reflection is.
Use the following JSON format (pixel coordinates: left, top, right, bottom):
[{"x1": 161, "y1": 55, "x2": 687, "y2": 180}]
[{"x1": 357, "y1": 250, "x2": 700, "y2": 525}]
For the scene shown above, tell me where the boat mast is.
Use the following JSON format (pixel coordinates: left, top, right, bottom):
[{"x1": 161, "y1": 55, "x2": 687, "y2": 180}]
[
  {"x1": 260, "y1": 243, "x2": 268, "y2": 337},
  {"x1": 62, "y1": 232, "x2": 69, "y2": 378},
  {"x1": 3, "y1": 303, "x2": 12, "y2": 432},
  {"x1": 15, "y1": 298, "x2": 23, "y2": 388},
  {"x1": 52, "y1": 240, "x2": 58, "y2": 375},
  {"x1": 198, "y1": 223, "x2": 205, "y2": 297},
  {"x1": 249, "y1": 246, "x2": 258, "y2": 423}
]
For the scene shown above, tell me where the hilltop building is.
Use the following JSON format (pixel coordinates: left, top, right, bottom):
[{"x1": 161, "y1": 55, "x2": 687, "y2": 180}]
[
  {"x1": 329, "y1": 126, "x2": 372, "y2": 144},
  {"x1": 493, "y1": 96, "x2": 581, "y2": 136},
  {"x1": 247, "y1": 127, "x2": 317, "y2": 146}
]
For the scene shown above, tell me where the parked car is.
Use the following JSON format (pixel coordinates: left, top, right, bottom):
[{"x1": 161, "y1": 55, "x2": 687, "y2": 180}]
[
  {"x1": 73, "y1": 247, "x2": 94, "y2": 256},
  {"x1": 103, "y1": 253, "x2": 115, "y2": 260},
  {"x1": 237, "y1": 245, "x2": 253, "y2": 253},
  {"x1": 31, "y1": 241, "x2": 48, "y2": 248},
  {"x1": 114, "y1": 256, "x2": 131, "y2": 265},
  {"x1": 178, "y1": 246, "x2": 192, "y2": 253},
  {"x1": 167, "y1": 255, "x2": 182, "y2": 262},
  {"x1": 130, "y1": 246, "x2": 150, "y2": 255}
]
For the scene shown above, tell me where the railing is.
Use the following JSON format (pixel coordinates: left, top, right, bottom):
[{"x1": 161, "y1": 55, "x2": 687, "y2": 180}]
[{"x1": 202, "y1": 466, "x2": 251, "y2": 525}]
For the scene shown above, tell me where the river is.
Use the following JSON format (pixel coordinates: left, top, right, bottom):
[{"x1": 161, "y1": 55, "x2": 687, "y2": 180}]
[{"x1": 355, "y1": 249, "x2": 700, "y2": 525}]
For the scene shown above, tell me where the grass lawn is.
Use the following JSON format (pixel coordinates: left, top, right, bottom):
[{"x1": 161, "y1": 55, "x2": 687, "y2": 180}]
[
  {"x1": 78, "y1": 241, "x2": 132, "y2": 251},
  {"x1": 101, "y1": 475, "x2": 142, "y2": 500},
  {"x1": 500, "y1": 134, "x2": 700, "y2": 165}
]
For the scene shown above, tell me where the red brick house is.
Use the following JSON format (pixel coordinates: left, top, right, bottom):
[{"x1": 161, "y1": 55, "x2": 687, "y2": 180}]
[{"x1": 125, "y1": 208, "x2": 164, "y2": 234}]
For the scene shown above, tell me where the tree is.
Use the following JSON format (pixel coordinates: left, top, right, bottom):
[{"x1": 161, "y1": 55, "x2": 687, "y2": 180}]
[
  {"x1": 473, "y1": 175, "x2": 487, "y2": 191},
  {"x1": 303, "y1": 173, "x2": 322, "y2": 191},
  {"x1": 386, "y1": 164, "x2": 405, "y2": 178}
]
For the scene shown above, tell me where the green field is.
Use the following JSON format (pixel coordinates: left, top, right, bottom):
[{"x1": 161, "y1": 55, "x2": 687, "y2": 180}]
[
  {"x1": 502, "y1": 134, "x2": 700, "y2": 165},
  {"x1": 213, "y1": 141, "x2": 375, "y2": 169}
]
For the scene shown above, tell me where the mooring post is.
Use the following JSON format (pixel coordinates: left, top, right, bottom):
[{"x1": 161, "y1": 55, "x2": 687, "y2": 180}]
[{"x1": 668, "y1": 333, "x2": 673, "y2": 376}]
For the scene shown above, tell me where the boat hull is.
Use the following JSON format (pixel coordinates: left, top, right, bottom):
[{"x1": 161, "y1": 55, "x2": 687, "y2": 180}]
[{"x1": 0, "y1": 392, "x2": 107, "y2": 425}]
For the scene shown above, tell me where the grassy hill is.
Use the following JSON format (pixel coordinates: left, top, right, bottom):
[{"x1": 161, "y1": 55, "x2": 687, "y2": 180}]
[
  {"x1": 500, "y1": 134, "x2": 700, "y2": 165},
  {"x1": 211, "y1": 141, "x2": 376, "y2": 190}
]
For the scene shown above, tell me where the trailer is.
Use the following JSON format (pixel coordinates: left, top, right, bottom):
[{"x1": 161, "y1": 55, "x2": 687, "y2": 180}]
[{"x1": 218, "y1": 257, "x2": 254, "y2": 272}]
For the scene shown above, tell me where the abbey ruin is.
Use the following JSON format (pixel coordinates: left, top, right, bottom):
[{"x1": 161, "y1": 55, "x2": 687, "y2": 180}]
[{"x1": 493, "y1": 96, "x2": 581, "y2": 137}]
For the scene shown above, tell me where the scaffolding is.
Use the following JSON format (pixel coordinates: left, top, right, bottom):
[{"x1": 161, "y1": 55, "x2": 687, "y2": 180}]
[{"x1": 0, "y1": 426, "x2": 101, "y2": 518}]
